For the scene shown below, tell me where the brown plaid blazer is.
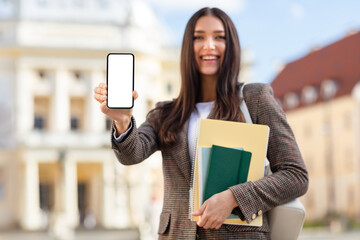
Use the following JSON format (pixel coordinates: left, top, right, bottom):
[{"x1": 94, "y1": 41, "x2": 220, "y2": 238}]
[{"x1": 111, "y1": 83, "x2": 309, "y2": 240}]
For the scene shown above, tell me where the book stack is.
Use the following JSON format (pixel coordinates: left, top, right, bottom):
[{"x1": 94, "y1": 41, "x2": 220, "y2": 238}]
[{"x1": 190, "y1": 119, "x2": 270, "y2": 226}]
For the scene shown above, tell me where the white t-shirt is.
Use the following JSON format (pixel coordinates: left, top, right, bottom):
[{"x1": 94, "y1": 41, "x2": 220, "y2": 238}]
[{"x1": 187, "y1": 101, "x2": 214, "y2": 165}]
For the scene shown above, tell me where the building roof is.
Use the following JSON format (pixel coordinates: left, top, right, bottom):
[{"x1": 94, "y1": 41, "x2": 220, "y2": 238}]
[{"x1": 271, "y1": 31, "x2": 360, "y2": 110}]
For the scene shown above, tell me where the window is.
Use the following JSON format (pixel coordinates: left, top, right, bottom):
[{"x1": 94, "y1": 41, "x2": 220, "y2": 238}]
[
  {"x1": 321, "y1": 79, "x2": 338, "y2": 100},
  {"x1": 36, "y1": 69, "x2": 53, "y2": 82},
  {"x1": 39, "y1": 183, "x2": 54, "y2": 211},
  {"x1": 70, "y1": 117, "x2": 80, "y2": 131},
  {"x1": 71, "y1": 70, "x2": 88, "y2": 85},
  {"x1": 105, "y1": 118, "x2": 112, "y2": 130},
  {"x1": 34, "y1": 97, "x2": 50, "y2": 130},
  {"x1": 34, "y1": 115, "x2": 45, "y2": 130},
  {"x1": 78, "y1": 183, "x2": 88, "y2": 224},
  {"x1": 302, "y1": 86, "x2": 318, "y2": 105},
  {"x1": 70, "y1": 97, "x2": 85, "y2": 131},
  {"x1": 73, "y1": 71, "x2": 83, "y2": 81},
  {"x1": 35, "y1": 70, "x2": 54, "y2": 87},
  {"x1": 352, "y1": 81, "x2": 360, "y2": 101},
  {"x1": 38, "y1": 70, "x2": 46, "y2": 79},
  {"x1": 284, "y1": 92, "x2": 299, "y2": 109}
]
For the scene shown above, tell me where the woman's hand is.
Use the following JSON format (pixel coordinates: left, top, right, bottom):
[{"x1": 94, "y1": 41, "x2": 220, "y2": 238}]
[
  {"x1": 93, "y1": 83, "x2": 138, "y2": 135},
  {"x1": 191, "y1": 189, "x2": 238, "y2": 229}
]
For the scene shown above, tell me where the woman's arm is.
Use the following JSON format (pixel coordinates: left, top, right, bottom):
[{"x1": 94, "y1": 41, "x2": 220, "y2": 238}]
[
  {"x1": 229, "y1": 83, "x2": 309, "y2": 223},
  {"x1": 111, "y1": 113, "x2": 160, "y2": 165},
  {"x1": 94, "y1": 82, "x2": 160, "y2": 165}
]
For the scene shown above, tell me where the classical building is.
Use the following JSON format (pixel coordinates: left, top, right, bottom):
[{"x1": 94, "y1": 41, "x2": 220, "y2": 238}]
[
  {"x1": 0, "y1": 0, "x2": 180, "y2": 235},
  {"x1": 271, "y1": 30, "x2": 360, "y2": 221}
]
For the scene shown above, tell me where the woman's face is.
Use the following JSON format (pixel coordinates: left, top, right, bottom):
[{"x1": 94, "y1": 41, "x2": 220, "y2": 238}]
[{"x1": 193, "y1": 15, "x2": 226, "y2": 78}]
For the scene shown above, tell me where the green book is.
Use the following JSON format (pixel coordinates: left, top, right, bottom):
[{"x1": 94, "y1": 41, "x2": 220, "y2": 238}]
[
  {"x1": 239, "y1": 150, "x2": 252, "y2": 184},
  {"x1": 203, "y1": 145, "x2": 252, "y2": 202}
]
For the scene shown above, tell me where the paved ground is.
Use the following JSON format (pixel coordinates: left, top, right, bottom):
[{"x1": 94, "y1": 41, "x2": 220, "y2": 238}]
[
  {"x1": 0, "y1": 229, "x2": 140, "y2": 240},
  {"x1": 1, "y1": 228, "x2": 360, "y2": 240},
  {"x1": 299, "y1": 229, "x2": 360, "y2": 240}
]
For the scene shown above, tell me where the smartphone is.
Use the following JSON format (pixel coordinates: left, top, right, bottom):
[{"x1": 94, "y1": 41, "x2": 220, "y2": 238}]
[{"x1": 106, "y1": 53, "x2": 134, "y2": 109}]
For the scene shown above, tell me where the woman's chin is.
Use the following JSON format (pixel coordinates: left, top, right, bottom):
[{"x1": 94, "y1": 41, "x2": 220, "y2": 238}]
[{"x1": 199, "y1": 69, "x2": 219, "y2": 77}]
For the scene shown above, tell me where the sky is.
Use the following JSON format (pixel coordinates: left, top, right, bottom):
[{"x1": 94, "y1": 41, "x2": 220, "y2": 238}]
[{"x1": 147, "y1": 0, "x2": 360, "y2": 84}]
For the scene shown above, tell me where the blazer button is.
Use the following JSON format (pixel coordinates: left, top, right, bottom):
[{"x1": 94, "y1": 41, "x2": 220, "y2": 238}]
[
  {"x1": 258, "y1": 210, "x2": 263, "y2": 216},
  {"x1": 251, "y1": 214, "x2": 256, "y2": 220}
]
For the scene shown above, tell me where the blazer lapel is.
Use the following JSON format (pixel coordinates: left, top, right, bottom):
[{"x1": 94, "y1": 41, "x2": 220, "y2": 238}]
[
  {"x1": 170, "y1": 119, "x2": 192, "y2": 185},
  {"x1": 170, "y1": 105, "x2": 217, "y2": 186}
]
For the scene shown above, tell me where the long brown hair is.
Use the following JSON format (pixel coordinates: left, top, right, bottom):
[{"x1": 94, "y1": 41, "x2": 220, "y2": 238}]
[{"x1": 152, "y1": 7, "x2": 244, "y2": 148}]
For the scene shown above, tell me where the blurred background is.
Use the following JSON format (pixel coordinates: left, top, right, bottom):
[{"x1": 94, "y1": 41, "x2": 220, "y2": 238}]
[{"x1": 0, "y1": 0, "x2": 359, "y2": 239}]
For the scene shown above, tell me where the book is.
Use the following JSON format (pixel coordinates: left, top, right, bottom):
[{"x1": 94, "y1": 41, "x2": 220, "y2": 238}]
[
  {"x1": 191, "y1": 119, "x2": 270, "y2": 226},
  {"x1": 203, "y1": 145, "x2": 252, "y2": 202},
  {"x1": 198, "y1": 146, "x2": 244, "y2": 206}
]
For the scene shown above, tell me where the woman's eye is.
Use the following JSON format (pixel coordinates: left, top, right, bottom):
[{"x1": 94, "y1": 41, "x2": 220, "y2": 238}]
[
  {"x1": 216, "y1": 36, "x2": 226, "y2": 40},
  {"x1": 193, "y1": 36, "x2": 203, "y2": 40}
]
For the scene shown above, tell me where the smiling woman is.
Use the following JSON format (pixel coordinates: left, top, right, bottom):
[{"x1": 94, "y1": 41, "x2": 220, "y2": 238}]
[{"x1": 94, "y1": 6, "x2": 308, "y2": 240}]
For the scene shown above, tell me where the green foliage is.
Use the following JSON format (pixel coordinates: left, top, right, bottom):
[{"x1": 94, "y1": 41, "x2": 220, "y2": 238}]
[
  {"x1": 303, "y1": 220, "x2": 327, "y2": 228},
  {"x1": 304, "y1": 217, "x2": 360, "y2": 230}
]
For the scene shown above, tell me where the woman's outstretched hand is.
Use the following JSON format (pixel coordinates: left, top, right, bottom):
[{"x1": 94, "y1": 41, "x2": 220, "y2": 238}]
[
  {"x1": 93, "y1": 83, "x2": 138, "y2": 135},
  {"x1": 191, "y1": 189, "x2": 238, "y2": 229}
]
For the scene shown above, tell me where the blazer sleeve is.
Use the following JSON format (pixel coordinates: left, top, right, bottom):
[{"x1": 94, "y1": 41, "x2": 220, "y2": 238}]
[
  {"x1": 111, "y1": 108, "x2": 160, "y2": 165},
  {"x1": 229, "y1": 83, "x2": 309, "y2": 223}
]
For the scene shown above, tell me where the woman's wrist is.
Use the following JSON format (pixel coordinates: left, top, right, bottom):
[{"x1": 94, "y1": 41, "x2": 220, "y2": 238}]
[
  {"x1": 114, "y1": 117, "x2": 131, "y2": 136},
  {"x1": 225, "y1": 189, "x2": 238, "y2": 208}
]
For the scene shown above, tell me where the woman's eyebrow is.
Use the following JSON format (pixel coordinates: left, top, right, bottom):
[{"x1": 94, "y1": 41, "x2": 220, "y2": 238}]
[{"x1": 194, "y1": 30, "x2": 225, "y2": 33}]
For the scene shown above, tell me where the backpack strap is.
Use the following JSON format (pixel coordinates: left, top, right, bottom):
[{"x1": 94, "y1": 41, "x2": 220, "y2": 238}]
[
  {"x1": 239, "y1": 83, "x2": 253, "y2": 124},
  {"x1": 239, "y1": 82, "x2": 271, "y2": 174}
]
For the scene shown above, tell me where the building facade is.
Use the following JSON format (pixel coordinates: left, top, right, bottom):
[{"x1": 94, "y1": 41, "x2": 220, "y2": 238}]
[
  {"x1": 0, "y1": 0, "x2": 179, "y2": 235},
  {"x1": 271, "y1": 30, "x2": 360, "y2": 222}
]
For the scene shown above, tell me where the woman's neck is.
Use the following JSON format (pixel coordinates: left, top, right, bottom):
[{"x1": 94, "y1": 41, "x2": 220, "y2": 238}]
[{"x1": 200, "y1": 75, "x2": 217, "y2": 102}]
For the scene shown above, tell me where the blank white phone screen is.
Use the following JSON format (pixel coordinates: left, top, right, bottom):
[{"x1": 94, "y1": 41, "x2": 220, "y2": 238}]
[{"x1": 107, "y1": 53, "x2": 134, "y2": 108}]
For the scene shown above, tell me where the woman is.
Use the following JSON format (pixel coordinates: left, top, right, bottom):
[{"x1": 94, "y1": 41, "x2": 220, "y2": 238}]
[{"x1": 94, "y1": 7, "x2": 308, "y2": 240}]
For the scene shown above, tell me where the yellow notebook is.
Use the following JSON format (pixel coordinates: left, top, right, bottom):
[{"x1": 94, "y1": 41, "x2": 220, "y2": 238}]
[{"x1": 190, "y1": 119, "x2": 270, "y2": 226}]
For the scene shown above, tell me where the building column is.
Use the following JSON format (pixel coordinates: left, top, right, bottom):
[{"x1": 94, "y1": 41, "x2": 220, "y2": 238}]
[
  {"x1": 21, "y1": 159, "x2": 42, "y2": 230},
  {"x1": 16, "y1": 66, "x2": 34, "y2": 137},
  {"x1": 50, "y1": 68, "x2": 70, "y2": 133},
  {"x1": 102, "y1": 159, "x2": 116, "y2": 228},
  {"x1": 86, "y1": 70, "x2": 105, "y2": 132},
  {"x1": 63, "y1": 158, "x2": 78, "y2": 228}
]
